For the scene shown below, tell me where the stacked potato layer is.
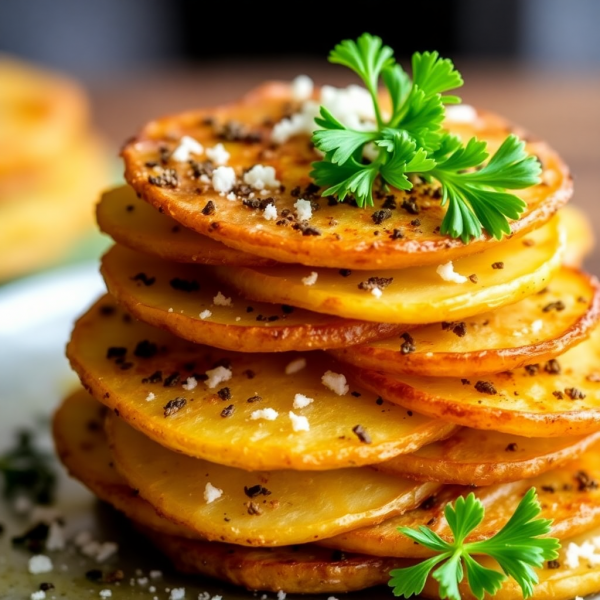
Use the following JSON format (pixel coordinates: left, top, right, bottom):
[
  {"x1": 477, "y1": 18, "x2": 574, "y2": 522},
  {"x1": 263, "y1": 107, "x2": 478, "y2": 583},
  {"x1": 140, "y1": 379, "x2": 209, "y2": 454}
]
[
  {"x1": 56, "y1": 82, "x2": 600, "y2": 598},
  {"x1": 0, "y1": 56, "x2": 110, "y2": 280}
]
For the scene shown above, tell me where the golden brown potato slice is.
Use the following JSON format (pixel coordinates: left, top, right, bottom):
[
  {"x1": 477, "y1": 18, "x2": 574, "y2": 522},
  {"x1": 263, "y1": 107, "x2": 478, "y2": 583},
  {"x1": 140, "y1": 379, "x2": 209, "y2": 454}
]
[
  {"x1": 421, "y1": 526, "x2": 600, "y2": 600},
  {"x1": 560, "y1": 204, "x2": 595, "y2": 268},
  {"x1": 105, "y1": 412, "x2": 440, "y2": 546},
  {"x1": 330, "y1": 267, "x2": 600, "y2": 377},
  {"x1": 101, "y1": 244, "x2": 404, "y2": 352},
  {"x1": 67, "y1": 296, "x2": 456, "y2": 470},
  {"x1": 375, "y1": 427, "x2": 600, "y2": 486},
  {"x1": 354, "y1": 324, "x2": 600, "y2": 437},
  {"x1": 122, "y1": 81, "x2": 571, "y2": 270},
  {"x1": 213, "y1": 217, "x2": 563, "y2": 324},
  {"x1": 324, "y1": 445, "x2": 600, "y2": 557},
  {"x1": 96, "y1": 186, "x2": 278, "y2": 267},
  {"x1": 53, "y1": 388, "x2": 187, "y2": 538}
]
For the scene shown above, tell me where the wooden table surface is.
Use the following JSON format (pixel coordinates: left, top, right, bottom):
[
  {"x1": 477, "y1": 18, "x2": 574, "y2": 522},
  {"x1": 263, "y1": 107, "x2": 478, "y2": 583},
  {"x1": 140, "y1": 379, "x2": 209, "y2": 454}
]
[{"x1": 89, "y1": 59, "x2": 600, "y2": 271}]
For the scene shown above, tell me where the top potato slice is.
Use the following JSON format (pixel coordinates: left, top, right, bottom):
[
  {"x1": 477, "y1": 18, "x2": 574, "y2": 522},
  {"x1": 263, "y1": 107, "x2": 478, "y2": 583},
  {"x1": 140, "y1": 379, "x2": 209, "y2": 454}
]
[
  {"x1": 354, "y1": 324, "x2": 600, "y2": 437},
  {"x1": 121, "y1": 81, "x2": 571, "y2": 270},
  {"x1": 329, "y1": 267, "x2": 600, "y2": 377},
  {"x1": 324, "y1": 444, "x2": 600, "y2": 558},
  {"x1": 213, "y1": 217, "x2": 563, "y2": 324},
  {"x1": 101, "y1": 244, "x2": 404, "y2": 352},
  {"x1": 67, "y1": 296, "x2": 455, "y2": 471},
  {"x1": 106, "y1": 412, "x2": 439, "y2": 546},
  {"x1": 96, "y1": 185, "x2": 278, "y2": 267}
]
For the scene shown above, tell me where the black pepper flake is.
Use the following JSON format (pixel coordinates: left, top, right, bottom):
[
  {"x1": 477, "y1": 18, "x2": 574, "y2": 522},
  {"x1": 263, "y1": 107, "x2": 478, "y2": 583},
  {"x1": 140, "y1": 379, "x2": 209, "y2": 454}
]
[
  {"x1": 382, "y1": 195, "x2": 397, "y2": 209},
  {"x1": 461, "y1": 378, "x2": 470, "y2": 385},
  {"x1": 400, "y1": 332, "x2": 416, "y2": 355},
  {"x1": 565, "y1": 387, "x2": 586, "y2": 400},
  {"x1": 40, "y1": 583, "x2": 55, "y2": 591},
  {"x1": 99, "y1": 305, "x2": 116, "y2": 316},
  {"x1": 358, "y1": 276, "x2": 393, "y2": 292},
  {"x1": 401, "y1": 198, "x2": 419, "y2": 215},
  {"x1": 293, "y1": 222, "x2": 321, "y2": 236},
  {"x1": 468, "y1": 274, "x2": 478, "y2": 284},
  {"x1": 246, "y1": 306, "x2": 254, "y2": 313},
  {"x1": 170, "y1": 278, "x2": 200, "y2": 292},
  {"x1": 134, "y1": 340, "x2": 158, "y2": 359},
  {"x1": 524, "y1": 364, "x2": 540, "y2": 376},
  {"x1": 410, "y1": 218, "x2": 421, "y2": 226},
  {"x1": 544, "y1": 359, "x2": 561, "y2": 374},
  {"x1": 131, "y1": 272, "x2": 156, "y2": 286},
  {"x1": 290, "y1": 186, "x2": 301, "y2": 197},
  {"x1": 474, "y1": 380, "x2": 497, "y2": 395},
  {"x1": 243, "y1": 369, "x2": 256, "y2": 379},
  {"x1": 543, "y1": 301, "x2": 566, "y2": 313},
  {"x1": 163, "y1": 372, "x2": 180, "y2": 387},
  {"x1": 407, "y1": 410, "x2": 413, "y2": 416},
  {"x1": 11, "y1": 522, "x2": 49, "y2": 553},
  {"x1": 441, "y1": 321, "x2": 467, "y2": 337},
  {"x1": 541, "y1": 485, "x2": 555, "y2": 493},
  {"x1": 390, "y1": 228, "x2": 404, "y2": 240},
  {"x1": 85, "y1": 569, "x2": 104, "y2": 582},
  {"x1": 119, "y1": 361, "x2": 133, "y2": 370},
  {"x1": 281, "y1": 304, "x2": 294, "y2": 314},
  {"x1": 220, "y1": 404, "x2": 235, "y2": 418},
  {"x1": 575, "y1": 470, "x2": 598, "y2": 491},
  {"x1": 247, "y1": 395, "x2": 262, "y2": 403},
  {"x1": 339, "y1": 269, "x2": 352, "y2": 277},
  {"x1": 217, "y1": 387, "x2": 231, "y2": 401},
  {"x1": 142, "y1": 370, "x2": 162, "y2": 384},
  {"x1": 491, "y1": 262, "x2": 504, "y2": 269},
  {"x1": 244, "y1": 485, "x2": 272, "y2": 498},
  {"x1": 552, "y1": 390, "x2": 564, "y2": 399},
  {"x1": 106, "y1": 346, "x2": 127, "y2": 359},
  {"x1": 148, "y1": 168, "x2": 178, "y2": 188},
  {"x1": 352, "y1": 424, "x2": 372, "y2": 444},
  {"x1": 547, "y1": 560, "x2": 561, "y2": 570},
  {"x1": 372, "y1": 209, "x2": 392, "y2": 225},
  {"x1": 351, "y1": 391, "x2": 362, "y2": 398},
  {"x1": 164, "y1": 397, "x2": 186, "y2": 417},
  {"x1": 201, "y1": 200, "x2": 216, "y2": 215},
  {"x1": 505, "y1": 443, "x2": 518, "y2": 452},
  {"x1": 376, "y1": 397, "x2": 384, "y2": 406}
]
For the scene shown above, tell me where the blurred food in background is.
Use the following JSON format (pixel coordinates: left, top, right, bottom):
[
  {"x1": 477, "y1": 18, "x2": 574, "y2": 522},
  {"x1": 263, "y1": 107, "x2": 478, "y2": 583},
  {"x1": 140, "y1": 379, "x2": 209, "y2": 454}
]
[{"x1": 0, "y1": 55, "x2": 111, "y2": 281}]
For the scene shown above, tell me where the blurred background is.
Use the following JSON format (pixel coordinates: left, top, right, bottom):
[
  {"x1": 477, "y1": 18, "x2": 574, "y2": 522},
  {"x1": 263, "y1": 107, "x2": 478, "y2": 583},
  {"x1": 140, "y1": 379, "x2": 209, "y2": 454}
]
[{"x1": 0, "y1": 0, "x2": 599, "y2": 280}]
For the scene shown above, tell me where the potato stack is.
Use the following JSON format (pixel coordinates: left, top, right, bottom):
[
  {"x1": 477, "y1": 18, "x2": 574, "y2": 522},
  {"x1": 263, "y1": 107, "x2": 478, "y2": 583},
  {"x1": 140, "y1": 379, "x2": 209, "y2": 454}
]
[
  {"x1": 55, "y1": 81, "x2": 600, "y2": 599},
  {"x1": 0, "y1": 55, "x2": 110, "y2": 280}
]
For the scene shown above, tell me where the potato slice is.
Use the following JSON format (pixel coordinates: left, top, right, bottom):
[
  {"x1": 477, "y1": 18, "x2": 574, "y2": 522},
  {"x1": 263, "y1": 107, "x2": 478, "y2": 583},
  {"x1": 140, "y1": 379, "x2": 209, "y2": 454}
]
[
  {"x1": 67, "y1": 296, "x2": 456, "y2": 470},
  {"x1": 101, "y1": 244, "x2": 404, "y2": 352},
  {"x1": 53, "y1": 388, "x2": 187, "y2": 539},
  {"x1": 376, "y1": 428, "x2": 600, "y2": 486},
  {"x1": 122, "y1": 82, "x2": 571, "y2": 270},
  {"x1": 324, "y1": 445, "x2": 600, "y2": 558},
  {"x1": 329, "y1": 267, "x2": 600, "y2": 377},
  {"x1": 421, "y1": 526, "x2": 600, "y2": 600},
  {"x1": 213, "y1": 217, "x2": 564, "y2": 324},
  {"x1": 96, "y1": 185, "x2": 278, "y2": 267},
  {"x1": 105, "y1": 412, "x2": 439, "y2": 546},
  {"x1": 560, "y1": 204, "x2": 595, "y2": 268},
  {"x1": 354, "y1": 323, "x2": 600, "y2": 437}
]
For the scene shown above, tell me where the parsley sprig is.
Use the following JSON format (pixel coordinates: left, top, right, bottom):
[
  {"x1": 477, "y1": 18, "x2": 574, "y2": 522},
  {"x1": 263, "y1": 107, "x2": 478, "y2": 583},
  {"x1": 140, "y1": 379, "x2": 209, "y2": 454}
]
[
  {"x1": 310, "y1": 33, "x2": 542, "y2": 242},
  {"x1": 388, "y1": 488, "x2": 560, "y2": 600}
]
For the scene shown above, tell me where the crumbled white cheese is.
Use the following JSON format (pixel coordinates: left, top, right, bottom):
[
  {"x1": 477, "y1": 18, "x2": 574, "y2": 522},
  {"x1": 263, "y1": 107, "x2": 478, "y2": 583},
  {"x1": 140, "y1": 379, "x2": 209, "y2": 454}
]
[
  {"x1": 322, "y1": 371, "x2": 349, "y2": 395},
  {"x1": 291, "y1": 75, "x2": 314, "y2": 102},
  {"x1": 137, "y1": 577, "x2": 149, "y2": 586},
  {"x1": 171, "y1": 135, "x2": 204, "y2": 162},
  {"x1": 445, "y1": 104, "x2": 478, "y2": 123},
  {"x1": 328, "y1": 597, "x2": 340, "y2": 600},
  {"x1": 289, "y1": 411, "x2": 310, "y2": 432},
  {"x1": 80, "y1": 540, "x2": 118, "y2": 563},
  {"x1": 199, "y1": 173, "x2": 211, "y2": 184},
  {"x1": 203, "y1": 483, "x2": 223, "y2": 504},
  {"x1": 243, "y1": 164, "x2": 280, "y2": 190},
  {"x1": 212, "y1": 166, "x2": 236, "y2": 193},
  {"x1": 206, "y1": 143, "x2": 230, "y2": 166},
  {"x1": 99, "y1": 591, "x2": 112, "y2": 599},
  {"x1": 294, "y1": 198, "x2": 313, "y2": 221},
  {"x1": 263, "y1": 203, "x2": 278, "y2": 220},
  {"x1": 204, "y1": 366, "x2": 232, "y2": 388},
  {"x1": 213, "y1": 292, "x2": 232, "y2": 307},
  {"x1": 168, "y1": 307, "x2": 174, "y2": 313},
  {"x1": 531, "y1": 319, "x2": 543, "y2": 333},
  {"x1": 169, "y1": 589, "x2": 186, "y2": 600},
  {"x1": 302, "y1": 271, "x2": 318, "y2": 286},
  {"x1": 146, "y1": 392, "x2": 155, "y2": 401},
  {"x1": 250, "y1": 408, "x2": 279, "y2": 421},
  {"x1": 293, "y1": 393, "x2": 314, "y2": 409},
  {"x1": 565, "y1": 539, "x2": 600, "y2": 569},
  {"x1": 277, "y1": 592, "x2": 287, "y2": 600},
  {"x1": 199, "y1": 310, "x2": 212, "y2": 320},
  {"x1": 182, "y1": 376, "x2": 198, "y2": 391},
  {"x1": 46, "y1": 520, "x2": 66, "y2": 551},
  {"x1": 371, "y1": 287, "x2": 383, "y2": 298},
  {"x1": 28, "y1": 555, "x2": 53, "y2": 574},
  {"x1": 31, "y1": 591, "x2": 46, "y2": 600},
  {"x1": 226, "y1": 192, "x2": 237, "y2": 201},
  {"x1": 272, "y1": 110, "x2": 316, "y2": 145},
  {"x1": 285, "y1": 358, "x2": 307, "y2": 375},
  {"x1": 436, "y1": 261, "x2": 468, "y2": 284},
  {"x1": 235, "y1": 316, "x2": 241, "y2": 322},
  {"x1": 149, "y1": 570, "x2": 163, "y2": 580}
]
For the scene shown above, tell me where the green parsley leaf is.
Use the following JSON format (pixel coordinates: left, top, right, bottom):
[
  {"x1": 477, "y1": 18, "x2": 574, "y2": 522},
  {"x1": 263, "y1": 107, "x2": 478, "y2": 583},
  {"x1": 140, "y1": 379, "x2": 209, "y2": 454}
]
[
  {"x1": 310, "y1": 33, "x2": 541, "y2": 243},
  {"x1": 388, "y1": 488, "x2": 560, "y2": 600}
]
